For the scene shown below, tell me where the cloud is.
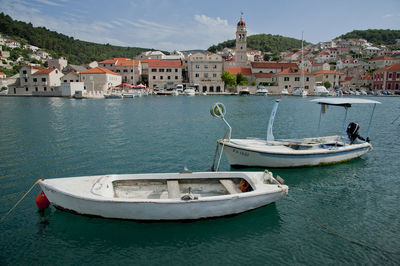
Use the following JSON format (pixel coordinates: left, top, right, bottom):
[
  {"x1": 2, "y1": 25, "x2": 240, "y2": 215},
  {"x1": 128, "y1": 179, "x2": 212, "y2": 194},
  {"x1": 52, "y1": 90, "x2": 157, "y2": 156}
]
[{"x1": 33, "y1": 0, "x2": 64, "y2": 7}]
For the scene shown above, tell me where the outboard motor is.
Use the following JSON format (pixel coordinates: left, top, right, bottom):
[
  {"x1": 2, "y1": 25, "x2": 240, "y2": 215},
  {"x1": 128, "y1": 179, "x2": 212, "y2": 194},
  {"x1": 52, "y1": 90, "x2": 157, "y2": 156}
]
[{"x1": 346, "y1": 122, "x2": 365, "y2": 144}]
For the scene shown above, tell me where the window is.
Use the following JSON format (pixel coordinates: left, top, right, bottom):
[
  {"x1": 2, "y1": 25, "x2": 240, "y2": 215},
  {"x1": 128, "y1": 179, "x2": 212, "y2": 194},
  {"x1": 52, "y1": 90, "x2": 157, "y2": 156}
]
[
  {"x1": 64, "y1": 80, "x2": 67, "y2": 82},
  {"x1": 175, "y1": 69, "x2": 178, "y2": 72},
  {"x1": 209, "y1": 86, "x2": 214, "y2": 92},
  {"x1": 123, "y1": 69, "x2": 128, "y2": 72},
  {"x1": 175, "y1": 76, "x2": 178, "y2": 79},
  {"x1": 23, "y1": 70, "x2": 27, "y2": 74},
  {"x1": 213, "y1": 65, "x2": 217, "y2": 69},
  {"x1": 33, "y1": 78, "x2": 37, "y2": 82},
  {"x1": 26, "y1": 87, "x2": 28, "y2": 91},
  {"x1": 204, "y1": 73, "x2": 208, "y2": 78},
  {"x1": 284, "y1": 77, "x2": 289, "y2": 81},
  {"x1": 204, "y1": 65, "x2": 208, "y2": 69},
  {"x1": 305, "y1": 85, "x2": 309, "y2": 89},
  {"x1": 152, "y1": 69, "x2": 157, "y2": 72},
  {"x1": 397, "y1": 73, "x2": 400, "y2": 79},
  {"x1": 216, "y1": 86, "x2": 221, "y2": 92},
  {"x1": 195, "y1": 65, "x2": 200, "y2": 69},
  {"x1": 82, "y1": 77, "x2": 86, "y2": 80},
  {"x1": 131, "y1": 69, "x2": 133, "y2": 72},
  {"x1": 70, "y1": 80, "x2": 73, "y2": 82},
  {"x1": 306, "y1": 77, "x2": 309, "y2": 81},
  {"x1": 44, "y1": 87, "x2": 47, "y2": 91},
  {"x1": 153, "y1": 76, "x2": 156, "y2": 80},
  {"x1": 213, "y1": 74, "x2": 217, "y2": 78},
  {"x1": 195, "y1": 73, "x2": 199, "y2": 77},
  {"x1": 35, "y1": 87, "x2": 38, "y2": 91},
  {"x1": 159, "y1": 69, "x2": 164, "y2": 72},
  {"x1": 42, "y1": 78, "x2": 46, "y2": 82},
  {"x1": 295, "y1": 77, "x2": 300, "y2": 81},
  {"x1": 160, "y1": 76, "x2": 163, "y2": 80},
  {"x1": 116, "y1": 70, "x2": 120, "y2": 73},
  {"x1": 167, "y1": 69, "x2": 172, "y2": 72},
  {"x1": 24, "y1": 78, "x2": 27, "y2": 82},
  {"x1": 168, "y1": 76, "x2": 171, "y2": 80}
]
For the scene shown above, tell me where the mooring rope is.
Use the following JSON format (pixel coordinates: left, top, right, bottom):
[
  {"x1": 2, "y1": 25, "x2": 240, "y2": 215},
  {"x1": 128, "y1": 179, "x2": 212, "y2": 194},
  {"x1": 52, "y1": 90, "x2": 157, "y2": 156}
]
[
  {"x1": 0, "y1": 180, "x2": 40, "y2": 223},
  {"x1": 287, "y1": 195, "x2": 400, "y2": 255}
]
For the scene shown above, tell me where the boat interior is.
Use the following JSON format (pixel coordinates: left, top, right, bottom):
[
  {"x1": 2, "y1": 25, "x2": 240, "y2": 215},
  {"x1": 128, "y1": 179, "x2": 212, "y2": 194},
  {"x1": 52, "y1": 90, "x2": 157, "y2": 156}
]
[{"x1": 112, "y1": 178, "x2": 253, "y2": 200}]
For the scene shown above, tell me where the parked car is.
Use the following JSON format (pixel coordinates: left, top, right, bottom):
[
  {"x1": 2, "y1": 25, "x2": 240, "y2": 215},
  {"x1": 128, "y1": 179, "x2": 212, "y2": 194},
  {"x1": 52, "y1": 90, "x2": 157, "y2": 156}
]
[
  {"x1": 367, "y1": 91, "x2": 374, "y2": 95},
  {"x1": 394, "y1": 91, "x2": 400, "y2": 95}
]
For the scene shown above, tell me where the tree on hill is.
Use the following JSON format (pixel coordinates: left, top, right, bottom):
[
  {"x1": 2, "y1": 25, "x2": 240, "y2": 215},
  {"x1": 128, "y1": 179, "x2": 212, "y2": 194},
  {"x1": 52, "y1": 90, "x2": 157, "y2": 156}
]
[
  {"x1": 339, "y1": 29, "x2": 400, "y2": 45},
  {"x1": 208, "y1": 34, "x2": 310, "y2": 54},
  {"x1": 0, "y1": 12, "x2": 158, "y2": 65}
]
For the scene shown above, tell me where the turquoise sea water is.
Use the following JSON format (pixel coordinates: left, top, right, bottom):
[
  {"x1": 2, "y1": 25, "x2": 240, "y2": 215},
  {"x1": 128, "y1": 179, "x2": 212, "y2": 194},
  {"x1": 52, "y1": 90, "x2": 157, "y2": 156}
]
[{"x1": 0, "y1": 96, "x2": 399, "y2": 265}]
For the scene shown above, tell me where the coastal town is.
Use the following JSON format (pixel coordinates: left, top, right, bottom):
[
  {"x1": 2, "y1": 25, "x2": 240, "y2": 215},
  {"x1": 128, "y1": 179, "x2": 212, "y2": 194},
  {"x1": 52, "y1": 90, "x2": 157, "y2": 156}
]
[{"x1": 1, "y1": 16, "x2": 400, "y2": 98}]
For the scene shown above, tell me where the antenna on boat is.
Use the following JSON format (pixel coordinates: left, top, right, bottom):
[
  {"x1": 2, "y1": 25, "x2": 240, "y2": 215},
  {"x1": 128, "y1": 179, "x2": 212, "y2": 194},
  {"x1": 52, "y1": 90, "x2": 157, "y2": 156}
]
[
  {"x1": 267, "y1": 98, "x2": 281, "y2": 142},
  {"x1": 210, "y1": 102, "x2": 231, "y2": 140}
]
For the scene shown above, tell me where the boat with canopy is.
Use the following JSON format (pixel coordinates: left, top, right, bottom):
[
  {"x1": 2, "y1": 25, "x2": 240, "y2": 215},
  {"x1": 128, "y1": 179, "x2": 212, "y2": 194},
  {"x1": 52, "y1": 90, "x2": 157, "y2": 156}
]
[{"x1": 211, "y1": 98, "x2": 380, "y2": 168}]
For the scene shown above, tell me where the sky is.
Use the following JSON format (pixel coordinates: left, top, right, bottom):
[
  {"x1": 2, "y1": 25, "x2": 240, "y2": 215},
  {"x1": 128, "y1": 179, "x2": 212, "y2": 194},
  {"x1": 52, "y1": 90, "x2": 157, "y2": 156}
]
[{"x1": 0, "y1": 0, "x2": 399, "y2": 51}]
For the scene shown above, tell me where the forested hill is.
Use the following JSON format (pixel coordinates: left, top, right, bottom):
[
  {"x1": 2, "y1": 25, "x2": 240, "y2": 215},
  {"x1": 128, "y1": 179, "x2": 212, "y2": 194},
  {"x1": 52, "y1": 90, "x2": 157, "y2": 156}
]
[
  {"x1": 0, "y1": 12, "x2": 153, "y2": 65},
  {"x1": 339, "y1": 29, "x2": 400, "y2": 45},
  {"x1": 207, "y1": 34, "x2": 310, "y2": 54}
]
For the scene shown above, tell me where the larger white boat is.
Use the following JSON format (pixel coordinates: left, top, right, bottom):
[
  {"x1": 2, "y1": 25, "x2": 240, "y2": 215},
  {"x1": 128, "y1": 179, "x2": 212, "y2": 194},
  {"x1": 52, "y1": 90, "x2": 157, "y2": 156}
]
[
  {"x1": 311, "y1": 82, "x2": 329, "y2": 96},
  {"x1": 38, "y1": 171, "x2": 288, "y2": 220},
  {"x1": 255, "y1": 86, "x2": 268, "y2": 96},
  {"x1": 184, "y1": 88, "x2": 196, "y2": 96},
  {"x1": 292, "y1": 87, "x2": 308, "y2": 97},
  {"x1": 211, "y1": 98, "x2": 380, "y2": 168}
]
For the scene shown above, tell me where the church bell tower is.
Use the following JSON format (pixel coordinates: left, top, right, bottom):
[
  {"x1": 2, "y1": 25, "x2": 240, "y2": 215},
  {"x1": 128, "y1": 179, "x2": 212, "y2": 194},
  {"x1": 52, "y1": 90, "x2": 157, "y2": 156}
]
[{"x1": 235, "y1": 14, "x2": 247, "y2": 66}]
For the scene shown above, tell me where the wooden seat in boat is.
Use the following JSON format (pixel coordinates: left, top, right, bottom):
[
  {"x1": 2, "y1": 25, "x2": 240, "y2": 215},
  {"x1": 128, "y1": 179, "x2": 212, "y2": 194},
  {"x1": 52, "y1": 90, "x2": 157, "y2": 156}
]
[
  {"x1": 219, "y1": 179, "x2": 242, "y2": 194},
  {"x1": 167, "y1": 180, "x2": 180, "y2": 199}
]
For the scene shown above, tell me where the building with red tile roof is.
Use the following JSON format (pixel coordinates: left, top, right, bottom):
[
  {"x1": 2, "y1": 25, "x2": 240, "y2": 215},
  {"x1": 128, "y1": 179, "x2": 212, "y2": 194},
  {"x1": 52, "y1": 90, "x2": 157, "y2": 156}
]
[
  {"x1": 80, "y1": 67, "x2": 121, "y2": 96},
  {"x1": 98, "y1": 58, "x2": 141, "y2": 84},
  {"x1": 369, "y1": 56, "x2": 394, "y2": 69},
  {"x1": 372, "y1": 63, "x2": 400, "y2": 91}
]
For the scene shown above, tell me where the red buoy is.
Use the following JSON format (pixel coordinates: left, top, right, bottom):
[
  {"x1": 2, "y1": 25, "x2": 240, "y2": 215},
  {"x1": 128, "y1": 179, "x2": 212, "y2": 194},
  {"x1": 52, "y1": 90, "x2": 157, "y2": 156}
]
[{"x1": 35, "y1": 191, "x2": 50, "y2": 209}]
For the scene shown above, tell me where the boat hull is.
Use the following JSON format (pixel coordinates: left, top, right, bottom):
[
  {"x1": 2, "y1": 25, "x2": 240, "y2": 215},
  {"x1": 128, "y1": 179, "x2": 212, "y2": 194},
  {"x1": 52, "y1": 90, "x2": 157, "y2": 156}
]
[
  {"x1": 219, "y1": 139, "x2": 372, "y2": 168},
  {"x1": 38, "y1": 172, "x2": 287, "y2": 220}
]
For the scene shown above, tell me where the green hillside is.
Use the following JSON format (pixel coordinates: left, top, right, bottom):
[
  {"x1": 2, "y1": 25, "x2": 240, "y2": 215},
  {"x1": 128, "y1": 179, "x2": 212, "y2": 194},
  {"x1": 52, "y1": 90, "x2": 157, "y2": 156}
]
[
  {"x1": 339, "y1": 29, "x2": 400, "y2": 45},
  {"x1": 0, "y1": 12, "x2": 154, "y2": 65},
  {"x1": 207, "y1": 34, "x2": 310, "y2": 54}
]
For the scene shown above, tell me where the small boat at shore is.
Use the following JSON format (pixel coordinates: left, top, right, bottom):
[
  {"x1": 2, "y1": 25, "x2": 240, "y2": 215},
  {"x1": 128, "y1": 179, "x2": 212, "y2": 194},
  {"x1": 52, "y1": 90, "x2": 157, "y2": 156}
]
[{"x1": 38, "y1": 171, "x2": 288, "y2": 220}]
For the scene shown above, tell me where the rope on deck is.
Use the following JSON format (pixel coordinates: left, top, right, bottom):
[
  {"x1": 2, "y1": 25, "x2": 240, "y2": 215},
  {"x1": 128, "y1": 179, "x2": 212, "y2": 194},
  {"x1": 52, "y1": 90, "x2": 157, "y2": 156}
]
[
  {"x1": 0, "y1": 180, "x2": 40, "y2": 223},
  {"x1": 287, "y1": 195, "x2": 400, "y2": 255}
]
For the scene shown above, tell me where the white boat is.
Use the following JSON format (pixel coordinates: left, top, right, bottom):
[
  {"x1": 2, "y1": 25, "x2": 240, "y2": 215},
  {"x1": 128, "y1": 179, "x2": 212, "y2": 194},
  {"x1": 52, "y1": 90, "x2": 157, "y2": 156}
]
[
  {"x1": 211, "y1": 98, "x2": 380, "y2": 168},
  {"x1": 292, "y1": 87, "x2": 307, "y2": 97},
  {"x1": 239, "y1": 88, "x2": 250, "y2": 96},
  {"x1": 171, "y1": 90, "x2": 179, "y2": 96},
  {"x1": 255, "y1": 86, "x2": 268, "y2": 96},
  {"x1": 185, "y1": 88, "x2": 196, "y2": 96},
  {"x1": 311, "y1": 82, "x2": 329, "y2": 96},
  {"x1": 280, "y1": 89, "x2": 289, "y2": 95},
  {"x1": 38, "y1": 171, "x2": 288, "y2": 220}
]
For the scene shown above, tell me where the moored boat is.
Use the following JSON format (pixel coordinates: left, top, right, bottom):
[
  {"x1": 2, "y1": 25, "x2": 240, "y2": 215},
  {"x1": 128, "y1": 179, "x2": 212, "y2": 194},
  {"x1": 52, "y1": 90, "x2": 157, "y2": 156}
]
[
  {"x1": 38, "y1": 171, "x2": 288, "y2": 220},
  {"x1": 212, "y1": 98, "x2": 380, "y2": 168}
]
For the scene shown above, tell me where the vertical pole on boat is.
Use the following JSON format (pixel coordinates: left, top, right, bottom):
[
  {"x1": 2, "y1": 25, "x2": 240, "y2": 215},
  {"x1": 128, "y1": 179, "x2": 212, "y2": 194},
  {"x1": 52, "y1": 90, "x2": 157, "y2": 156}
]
[
  {"x1": 366, "y1": 103, "x2": 377, "y2": 139},
  {"x1": 317, "y1": 104, "x2": 322, "y2": 137},
  {"x1": 342, "y1": 107, "x2": 349, "y2": 145},
  {"x1": 267, "y1": 98, "x2": 280, "y2": 142}
]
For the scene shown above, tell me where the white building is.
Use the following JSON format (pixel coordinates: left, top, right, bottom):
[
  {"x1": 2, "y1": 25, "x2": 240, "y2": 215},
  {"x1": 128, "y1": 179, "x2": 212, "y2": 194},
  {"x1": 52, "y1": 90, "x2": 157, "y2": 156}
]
[
  {"x1": 188, "y1": 52, "x2": 224, "y2": 92},
  {"x1": 79, "y1": 67, "x2": 121, "y2": 97}
]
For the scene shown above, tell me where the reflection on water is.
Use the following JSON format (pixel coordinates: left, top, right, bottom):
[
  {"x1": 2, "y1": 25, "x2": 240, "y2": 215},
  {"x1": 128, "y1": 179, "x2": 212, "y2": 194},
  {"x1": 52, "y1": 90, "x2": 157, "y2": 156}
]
[{"x1": 0, "y1": 96, "x2": 399, "y2": 265}]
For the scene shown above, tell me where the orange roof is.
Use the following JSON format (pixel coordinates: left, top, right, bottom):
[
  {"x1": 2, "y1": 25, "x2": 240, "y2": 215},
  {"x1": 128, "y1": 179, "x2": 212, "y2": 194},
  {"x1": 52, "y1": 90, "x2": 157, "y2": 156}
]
[
  {"x1": 251, "y1": 62, "x2": 298, "y2": 69},
  {"x1": 0, "y1": 72, "x2": 5, "y2": 75},
  {"x1": 32, "y1": 67, "x2": 58, "y2": 75},
  {"x1": 148, "y1": 60, "x2": 182, "y2": 68},
  {"x1": 344, "y1": 76, "x2": 353, "y2": 81},
  {"x1": 317, "y1": 52, "x2": 329, "y2": 55},
  {"x1": 371, "y1": 56, "x2": 393, "y2": 61},
  {"x1": 80, "y1": 67, "x2": 120, "y2": 75},
  {"x1": 226, "y1": 67, "x2": 252, "y2": 75},
  {"x1": 115, "y1": 58, "x2": 140, "y2": 67},
  {"x1": 314, "y1": 70, "x2": 344, "y2": 75},
  {"x1": 99, "y1": 59, "x2": 118, "y2": 64},
  {"x1": 376, "y1": 63, "x2": 400, "y2": 72}
]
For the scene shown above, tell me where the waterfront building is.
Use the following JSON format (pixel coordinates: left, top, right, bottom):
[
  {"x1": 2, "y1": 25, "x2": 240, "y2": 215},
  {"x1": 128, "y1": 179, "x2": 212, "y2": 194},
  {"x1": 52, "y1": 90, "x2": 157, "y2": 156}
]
[
  {"x1": 188, "y1": 52, "x2": 224, "y2": 92},
  {"x1": 274, "y1": 68, "x2": 315, "y2": 93},
  {"x1": 148, "y1": 60, "x2": 184, "y2": 90},
  {"x1": 99, "y1": 58, "x2": 141, "y2": 85},
  {"x1": 80, "y1": 67, "x2": 121, "y2": 97},
  {"x1": 313, "y1": 70, "x2": 344, "y2": 88},
  {"x1": 372, "y1": 63, "x2": 400, "y2": 91},
  {"x1": 62, "y1": 71, "x2": 80, "y2": 83},
  {"x1": 10, "y1": 66, "x2": 63, "y2": 95}
]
